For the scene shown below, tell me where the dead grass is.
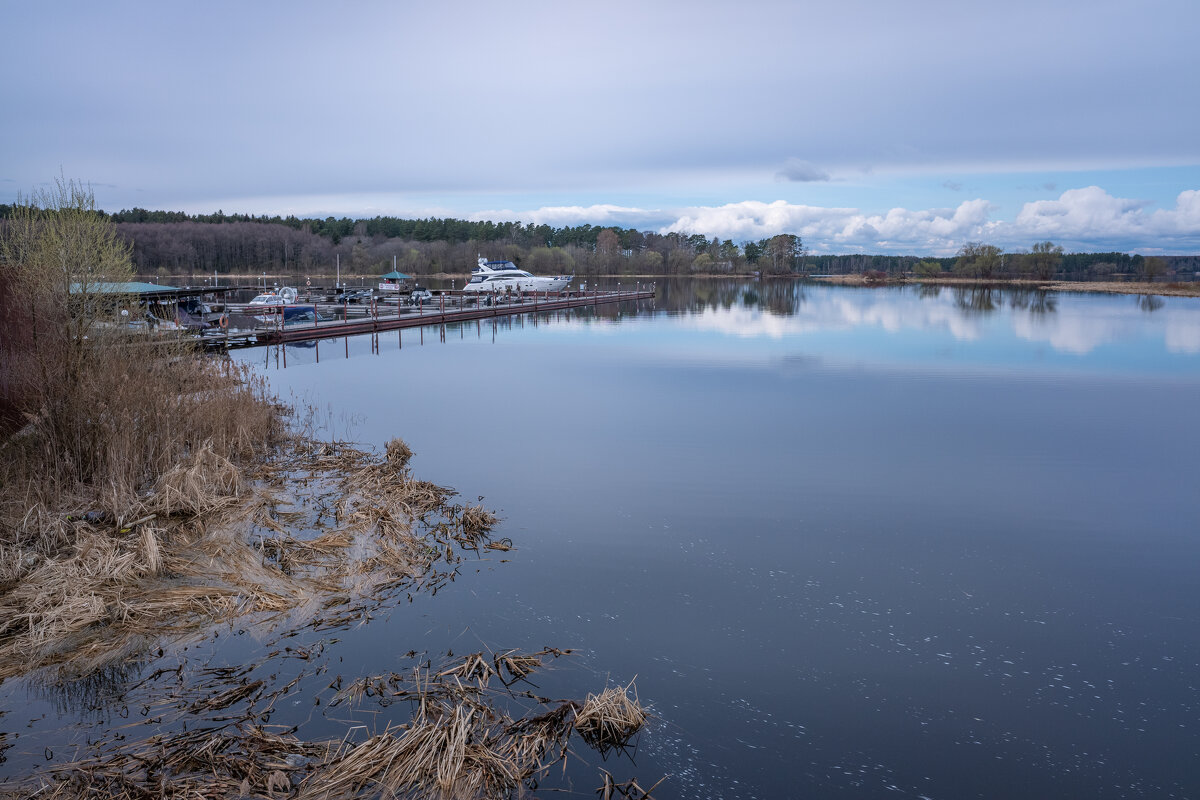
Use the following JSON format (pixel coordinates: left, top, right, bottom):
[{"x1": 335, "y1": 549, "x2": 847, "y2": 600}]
[
  {"x1": 0, "y1": 433, "x2": 506, "y2": 682},
  {"x1": 149, "y1": 441, "x2": 244, "y2": 517},
  {"x1": 0, "y1": 185, "x2": 660, "y2": 798},
  {"x1": 574, "y1": 680, "x2": 648, "y2": 756},
  {"x1": 0, "y1": 650, "x2": 654, "y2": 800},
  {"x1": 1041, "y1": 279, "x2": 1200, "y2": 297},
  {"x1": 385, "y1": 436, "x2": 413, "y2": 469}
]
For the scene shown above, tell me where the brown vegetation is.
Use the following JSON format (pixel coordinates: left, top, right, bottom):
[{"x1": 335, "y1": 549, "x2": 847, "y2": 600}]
[
  {"x1": 2, "y1": 648, "x2": 652, "y2": 800},
  {"x1": 0, "y1": 181, "x2": 656, "y2": 798}
]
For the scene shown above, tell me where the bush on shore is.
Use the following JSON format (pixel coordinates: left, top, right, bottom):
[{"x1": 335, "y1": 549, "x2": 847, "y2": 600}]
[{"x1": 0, "y1": 179, "x2": 283, "y2": 569}]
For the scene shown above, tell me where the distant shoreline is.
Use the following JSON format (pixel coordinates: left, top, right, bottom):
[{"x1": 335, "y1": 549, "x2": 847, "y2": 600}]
[
  {"x1": 810, "y1": 274, "x2": 1200, "y2": 297},
  {"x1": 140, "y1": 271, "x2": 1200, "y2": 298}
]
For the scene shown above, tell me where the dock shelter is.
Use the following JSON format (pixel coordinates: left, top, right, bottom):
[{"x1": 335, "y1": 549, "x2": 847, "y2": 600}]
[
  {"x1": 378, "y1": 270, "x2": 412, "y2": 292},
  {"x1": 68, "y1": 281, "x2": 230, "y2": 329}
]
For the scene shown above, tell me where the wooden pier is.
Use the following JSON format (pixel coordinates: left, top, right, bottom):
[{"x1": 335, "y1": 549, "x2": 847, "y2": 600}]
[{"x1": 202, "y1": 287, "x2": 655, "y2": 349}]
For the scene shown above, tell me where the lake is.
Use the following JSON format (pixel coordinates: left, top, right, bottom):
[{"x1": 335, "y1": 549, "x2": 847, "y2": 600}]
[
  {"x1": 233, "y1": 279, "x2": 1200, "y2": 798},
  {"x1": 5, "y1": 279, "x2": 1199, "y2": 798}
]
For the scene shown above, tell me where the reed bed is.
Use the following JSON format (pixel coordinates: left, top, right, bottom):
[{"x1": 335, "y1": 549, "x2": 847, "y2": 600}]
[
  {"x1": 0, "y1": 433, "x2": 503, "y2": 682},
  {"x1": 1, "y1": 382, "x2": 658, "y2": 797},
  {"x1": 0, "y1": 187, "x2": 661, "y2": 798},
  {"x1": 1, "y1": 650, "x2": 654, "y2": 800}
]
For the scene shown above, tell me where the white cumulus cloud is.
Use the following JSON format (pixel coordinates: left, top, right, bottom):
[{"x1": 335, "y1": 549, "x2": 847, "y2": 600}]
[
  {"x1": 1012, "y1": 187, "x2": 1200, "y2": 247},
  {"x1": 482, "y1": 186, "x2": 1200, "y2": 254},
  {"x1": 664, "y1": 199, "x2": 999, "y2": 253}
]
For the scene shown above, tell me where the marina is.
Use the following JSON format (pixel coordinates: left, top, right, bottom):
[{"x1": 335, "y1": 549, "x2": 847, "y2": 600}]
[{"x1": 205, "y1": 285, "x2": 655, "y2": 348}]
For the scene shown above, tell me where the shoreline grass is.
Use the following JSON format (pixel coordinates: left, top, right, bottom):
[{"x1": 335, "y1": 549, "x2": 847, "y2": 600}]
[{"x1": 1, "y1": 180, "x2": 654, "y2": 798}]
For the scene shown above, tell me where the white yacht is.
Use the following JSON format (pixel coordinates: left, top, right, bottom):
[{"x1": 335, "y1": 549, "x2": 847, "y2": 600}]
[
  {"x1": 462, "y1": 257, "x2": 572, "y2": 294},
  {"x1": 247, "y1": 286, "x2": 298, "y2": 307},
  {"x1": 246, "y1": 287, "x2": 298, "y2": 323}
]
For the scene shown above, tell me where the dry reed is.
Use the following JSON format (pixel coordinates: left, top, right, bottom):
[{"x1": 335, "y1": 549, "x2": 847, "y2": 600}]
[
  {"x1": 574, "y1": 680, "x2": 648, "y2": 756},
  {"x1": 0, "y1": 428, "x2": 513, "y2": 684},
  {"x1": 0, "y1": 648, "x2": 653, "y2": 800},
  {"x1": 0, "y1": 184, "x2": 659, "y2": 799},
  {"x1": 385, "y1": 437, "x2": 413, "y2": 470}
]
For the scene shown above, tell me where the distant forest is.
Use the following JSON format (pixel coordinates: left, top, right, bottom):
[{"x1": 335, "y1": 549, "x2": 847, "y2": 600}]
[{"x1": 2, "y1": 204, "x2": 1197, "y2": 280}]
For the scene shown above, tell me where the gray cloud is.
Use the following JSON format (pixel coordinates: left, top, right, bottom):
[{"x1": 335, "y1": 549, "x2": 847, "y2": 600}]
[
  {"x1": 2, "y1": 1, "x2": 1197, "y2": 253},
  {"x1": 777, "y1": 159, "x2": 831, "y2": 183}
]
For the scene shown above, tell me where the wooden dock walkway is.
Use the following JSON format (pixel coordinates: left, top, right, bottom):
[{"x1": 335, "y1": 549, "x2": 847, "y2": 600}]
[{"x1": 202, "y1": 287, "x2": 655, "y2": 349}]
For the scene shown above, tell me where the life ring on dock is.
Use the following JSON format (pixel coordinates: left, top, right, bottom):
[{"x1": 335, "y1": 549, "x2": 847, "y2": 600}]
[{"x1": 218, "y1": 314, "x2": 229, "y2": 329}]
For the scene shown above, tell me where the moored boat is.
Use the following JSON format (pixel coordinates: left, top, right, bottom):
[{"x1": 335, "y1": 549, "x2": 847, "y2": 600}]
[{"x1": 462, "y1": 257, "x2": 572, "y2": 294}]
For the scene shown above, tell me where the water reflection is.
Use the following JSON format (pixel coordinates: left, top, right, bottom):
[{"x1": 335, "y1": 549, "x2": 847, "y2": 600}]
[
  {"x1": 953, "y1": 286, "x2": 999, "y2": 315},
  {"x1": 32, "y1": 661, "x2": 146, "y2": 720},
  {"x1": 1137, "y1": 294, "x2": 1165, "y2": 313},
  {"x1": 255, "y1": 280, "x2": 1200, "y2": 372},
  {"x1": 646, "y1": 279, "x2": 1200, "y2": 363},
  {"x1": 1007, "y1": 288, "x2": 1057, "y2": 315},
  {"x1": 228, "y1": 279, "x2": 1200, "y2": 799}
]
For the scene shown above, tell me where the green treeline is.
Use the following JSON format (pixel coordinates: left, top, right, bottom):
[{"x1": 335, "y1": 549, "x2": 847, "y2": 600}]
[
  {"x1": 1, "y1": 203, "x2": 1195, "y2": 279},
  {"x1": 104, "y1": 207, "x2": 654, "y2": 249}
]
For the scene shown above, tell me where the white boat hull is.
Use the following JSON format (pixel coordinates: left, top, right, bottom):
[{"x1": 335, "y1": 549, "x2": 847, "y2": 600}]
[{"x1": 461, "y1": 275, "x2": 571, "y2": 294}]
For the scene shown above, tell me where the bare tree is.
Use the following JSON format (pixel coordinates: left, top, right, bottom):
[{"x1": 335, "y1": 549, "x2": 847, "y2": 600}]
[
  {"x1": 1, "y1": 178, "x2": 133, "y2": 395},
  {"x1": 1027, "y1": 241, "x2": 1063, "y2": 281},
  {"x1": 955, "y1": 242, "x2": 1002, "y2": 279},
  {"x1": 1141, "y1": 256, "x2": 1167, "y2": 282}
]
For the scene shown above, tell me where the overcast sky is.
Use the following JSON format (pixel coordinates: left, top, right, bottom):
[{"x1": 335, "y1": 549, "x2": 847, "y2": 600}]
[{"x1": 3, "y1": 0, "x2": 1199, "y2": 254}]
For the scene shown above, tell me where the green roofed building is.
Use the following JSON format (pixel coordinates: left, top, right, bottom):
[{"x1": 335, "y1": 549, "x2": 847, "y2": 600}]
[
  {"x1": 69, "y1": 281, "x2": 182, "y2": 300},
  {"x1": 379, "y1": 270, "x2": 412, "y2": 292}
]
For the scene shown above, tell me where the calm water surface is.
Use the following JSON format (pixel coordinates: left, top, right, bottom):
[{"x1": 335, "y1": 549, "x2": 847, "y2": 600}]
[
  {"x1": 7, "y1": 280, "x2": 1200, "y2": 798},
  {"x1": 233, "y1": 280, "x2": 1200, "y2": 798}
]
